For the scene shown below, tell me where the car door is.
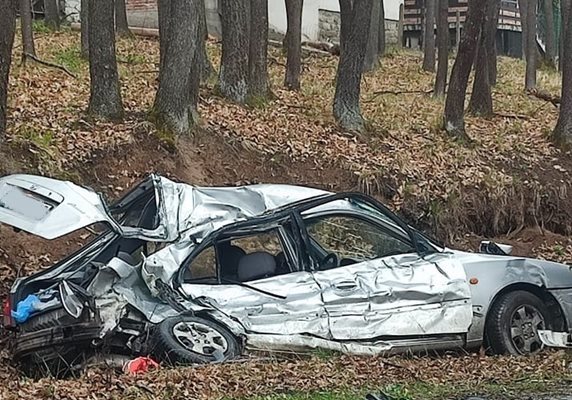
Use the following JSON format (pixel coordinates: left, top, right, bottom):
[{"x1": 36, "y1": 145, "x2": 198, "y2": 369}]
[
  {"x1": 303, "y1": 210, "x2": 473, "y2": 341},
  {"x1": 179, "y1": 224, "x2": 329, "y2": 338}
]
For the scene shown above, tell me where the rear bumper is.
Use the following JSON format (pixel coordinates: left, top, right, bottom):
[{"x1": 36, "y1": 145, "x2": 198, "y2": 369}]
[{"x1": 14, "y1": 322, "x2": 102, "y2": 361}]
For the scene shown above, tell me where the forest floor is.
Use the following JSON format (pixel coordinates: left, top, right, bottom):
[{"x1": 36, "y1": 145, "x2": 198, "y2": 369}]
[{"x1": 0, "y1": 25, "x2": 572, "y2": 399}]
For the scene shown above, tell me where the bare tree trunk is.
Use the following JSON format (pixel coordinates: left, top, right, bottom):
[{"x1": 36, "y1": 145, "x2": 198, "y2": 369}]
[
  {"x1": 519, "y1": 0, "x2": 528, "y2": 60},
  {"x1": 560, "y1": 0, "x2": 570, "y2": 72},
  {"x1": 543, "y1": 0, "x2": 556, "y2": 68},
  {"x1": 433, "y1": 0, "x2": 448, "y2": 97},
  {"x1": 443, "y1": 0, "x2": 487, "y2": 141},
  {"x1": 158, "y1": 0, "x2": 171, "y2": 73},
  {"x1": 0, "y1": 0, "x2": 16, "y2": 139},
  {"x1": 552, "y1": 0, "x2": 572, "y2": 146},
  {"x1": 378, "y1": 0, "x2": 385, "y2": 55},
  {"x1": 363, "y1": 0, "x2": 381, "y2": 71},
  {"x1": 87, "y1": 0, "x2": 123, "y2": 120},
  {"x1": 44, "y1": 0, "x2": 60, "y2": 30},
  {"x1": 423, "y1": 0, "x2": 436, "y2": 72},
  {"x1": 153, "y1": 0, "x2": 200, "y2": 136},
  {"x1": 115, "y1": 0, "x2": 132, "y2": 37},
  {"x1": 218, "y1": 0, "x2": 249, "y2": 103},
  {"x1": 486, "y1": 0, "x2": 500, "y2": 85},
  {"x1": 468, "y1": 0, "x2": 495, "y2": 115},
  {"x1": 284, "y1": 0, "x2": 303, "y2": 90},
  {"x1": 333, "y1": 0, "x2": 373, "y2": 133},
  {"x1": 197, "y1": 0, "x2": 215, "y2": 82},
  {"x1": 398, "y1": 3, "x2": 404, "y2": 47},
  {"x1": 525, "y1": 0, "x2": 537, "y2": 89},
  {"x1": 20, "y1": 0, "x2": 36, "y2": 60},
  {"x1": 248, "y1": 0, "x2": 270, "y2": 101},
  {"x1": 81, "y1": 0, "x2": 89, "y2": 59}
]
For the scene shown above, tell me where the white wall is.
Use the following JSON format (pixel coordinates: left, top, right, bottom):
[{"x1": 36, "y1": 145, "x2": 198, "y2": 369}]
[{"x1": 268, "y1": 0, "x2": 403, "y2": 41}]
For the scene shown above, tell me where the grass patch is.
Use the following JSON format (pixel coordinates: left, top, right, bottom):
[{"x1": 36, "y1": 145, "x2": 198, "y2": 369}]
[
  {"x1": 54, "y1": 47, "x2": 84, "y2": 73},
  {"x1": 32, "y1": 20, "x2": 52, "y2": 34}
]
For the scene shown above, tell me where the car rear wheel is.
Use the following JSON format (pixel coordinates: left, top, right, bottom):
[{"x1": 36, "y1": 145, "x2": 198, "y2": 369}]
[
  {"x1": 151, "y1": 315, "x2": 240, "y2": 365},
  {"x1": 486, "y1": 290, "x2": 550, "y2": 355}
]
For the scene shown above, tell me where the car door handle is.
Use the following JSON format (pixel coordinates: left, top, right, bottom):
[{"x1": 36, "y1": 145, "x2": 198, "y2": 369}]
[{"x1": 333, "y1": 281, "x2": 358, "y2": 290}]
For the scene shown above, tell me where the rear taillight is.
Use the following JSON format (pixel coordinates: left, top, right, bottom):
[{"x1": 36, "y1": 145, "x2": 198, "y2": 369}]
[{"x1": 2, "y1": 297, "x2": 14, "y2": 329}]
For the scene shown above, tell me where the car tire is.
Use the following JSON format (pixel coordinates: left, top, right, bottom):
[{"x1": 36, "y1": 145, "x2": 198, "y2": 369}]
[
  {"x1": 151, "y1": 315, "x2": 240, "y2": 365},
  {"x1": 486, "y1": 290, "x2": 550, "y2": 355}
]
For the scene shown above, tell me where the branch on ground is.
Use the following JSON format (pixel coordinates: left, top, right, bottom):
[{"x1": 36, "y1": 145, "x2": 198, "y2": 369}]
[
  {"x1": 23, "y1": 53, "x2": 77, "y2": 78},
  {"x1": 527, "y1": 88, "x2": 561, "y2": 107}
]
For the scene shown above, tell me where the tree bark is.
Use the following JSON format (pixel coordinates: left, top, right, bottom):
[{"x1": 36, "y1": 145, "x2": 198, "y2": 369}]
[
  {"x1": 468, "y1": 33, "x2": 493, "y2": 116},
  {"x1": 486, "y1": 0, "x2": 500, "y2": 85},
  {"x1": 422, "y1": 0, "x2": 436, "y2": 72},
  {"x1": 197, "y1": 0, "x2": 215, "y2": 82},
  {"x1": 543, "y1": 0, "x2": 556, "y2": 68},
  {"x1": 20, "y1": 0, "x2": 36, "y2": 60},
  {"x1": 363, "y1": 0, "x2": 381, "y2": 72},
  {"x1": 468, "y1": 0, "x2": 495, "y2": 115},
  {"x1": 81, "y1": 0, "x2": 89, "y2": 59},
  {"x1": 284, "y1": 0, "x2": 303, "y2": 90},
  {"x1": 443, "y1": 0, "x2": 487, "y2": 141},
  {"x1": 218, "y1": 0, "x2": 249, "y2": 103},
  {"x1": 115, "y1": 0, "x2": 132, "y2": 37},
  {"x1": 519, "y1": 0, "x2": 528, "y2": 60},
  {"x1": 87, "y1": 0, "x2": 123, "y2": 120},
  {"x1": 378, "y1": 0, "x2": 386, "y2": 56},
  {"x1": 433, "y1": 0, "x2": 448, "y2": 98},
  {"x1": 157, "y1": 0, "x2": 171, "y2": 73},
  {"x1": 525, "y1": 0, "x2": 537, "y2": 90},
  {"x1": 44, "y1": 0, "x2": 60, "y2": 30},
  {"x1": 333, "y1": 0, "x2": 373, "y2": 133},
  {"x1": 552, "y1": 0, "x2": 572, "y2": 146},
  {"x1": 0, "y1": 0, "x2": 16, "y2": 139},
  {"x1": 153, "y1": 0, "x2": 200, "y2": 136},
  {"x1": 248, "y1": 0, "x2": 270, "y2": 101},
  {"x1": 560, "y1": 0, "x2": 571, "y2": 72}
]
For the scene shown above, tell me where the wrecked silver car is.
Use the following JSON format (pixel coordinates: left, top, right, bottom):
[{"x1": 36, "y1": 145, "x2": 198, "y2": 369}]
[{"x1": 1, "y1": 174, "x2": 572, "y2": 375}]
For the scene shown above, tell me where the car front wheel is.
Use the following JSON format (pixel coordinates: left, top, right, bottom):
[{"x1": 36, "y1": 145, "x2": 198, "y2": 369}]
[
  {"x1": 486, "y1": 290, "x2": 550, "y2": 355},
  {"x1": 151, "y1": 315, "x2": 240, "y2": 365}
]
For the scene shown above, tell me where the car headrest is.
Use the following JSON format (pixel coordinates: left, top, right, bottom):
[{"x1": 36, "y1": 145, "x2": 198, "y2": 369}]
[{"x1": 237, "y1": 251, "x2": 276, "y2": 282}]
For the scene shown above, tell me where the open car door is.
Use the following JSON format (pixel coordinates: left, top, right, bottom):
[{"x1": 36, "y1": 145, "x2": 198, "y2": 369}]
[{"x1": 0, "y1": 174, "x2": 173, "y2": 241}]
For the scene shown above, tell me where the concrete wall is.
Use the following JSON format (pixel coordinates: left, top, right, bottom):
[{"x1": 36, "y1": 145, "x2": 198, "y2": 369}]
[
  {"x1": 120, "y1": 0, "x2": 403, "y2": 44},
  {"x1": 318, "y1": 9, "x2": 399, "y2": 45}
]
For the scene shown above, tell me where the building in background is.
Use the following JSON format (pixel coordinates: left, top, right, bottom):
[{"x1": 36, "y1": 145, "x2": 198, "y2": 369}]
[
  {"x1": 124, "y1": 0, "x2": 403, "y2": 46},
  {"x1": 404, "y1": 0, "x2": 523, "y2": 57}
]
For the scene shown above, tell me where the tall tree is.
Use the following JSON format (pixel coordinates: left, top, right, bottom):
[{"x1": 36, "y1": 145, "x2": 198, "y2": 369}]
[
  {"x1": 525, "y1": 0, "x2": 537, "y2": 89},
  {"x1": 153, "y1": 0, "x2": 200, "y2": 135},
  {"x1": 485, "y1": 0, "x2": 500, "y2": 85},
  {"x1": 552, "y1": 0, "x2": 572, "y2": 146},
  {"x1": 284, "y1": 0, "x2": 303, "y2": 90},
  {"x1": 218, "y1": 0, "x2": 249, "y2": 103},
  {"x1": 543, "y1": 0, "x2": 556, "y2": 68},
  {"x1": 20, "y1": 0, "x2": 36, "y2": 60},
  {"x1": 115, "y1": 0, "x2": 132, "y2": 37},
  {"x1": 0, "y1": 0, "x2": 16, "y2": 138},
  {"x1": 44, "y1": 0, "x2": 60, "y2": 30},
  {"x1": 443, "y1": 0, "x2": 487, "y2": 141},
  {"x1": 560, "y1": 0, "x2": 570, "y2": 71},
  {"x1": 378, "y1": 0, "x2": 386, "y2": 56},
  {"x1": 422, "y1": 0, "x2": 436, "y2": 72},
  {"x1": 81, "y1": 0, "x2": 89, "y2": 59},
  {"x1": 468, "y1": 0, "x2": 496, "y2": 116},
  {"x1": 333, "y1": 0, "x2": 373, "y2": 132},
  {"x1": 87, "y1": 0, "x2": 123, "y2": 120},
  {"x1": 197, "y1": 0, "x2": 215, "y2": 82},
  {"x1": 248, "y1": 0, "x2": 270, "y2": 101},
  {"x1": 433, "y1": 0, "x2": 448, "y2": 97},
  {"x1": 363, "y1": 0, "x2": 381, "y2": 72},
  {"x1": 519, "y1": 0, "x2": 529, "y2": 61}
]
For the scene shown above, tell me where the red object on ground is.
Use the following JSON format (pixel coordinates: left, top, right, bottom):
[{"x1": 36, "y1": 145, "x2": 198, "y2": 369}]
[{"x1": 123, "y1": 356, "x2": 160, "y2": 374}]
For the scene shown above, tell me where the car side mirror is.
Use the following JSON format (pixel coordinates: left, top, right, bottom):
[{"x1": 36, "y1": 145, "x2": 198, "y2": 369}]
[{"x1": 479, "y1": 241, "x2": 513, "y2": 255}]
